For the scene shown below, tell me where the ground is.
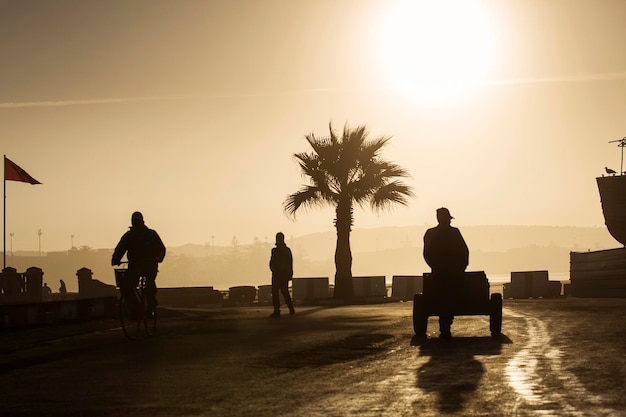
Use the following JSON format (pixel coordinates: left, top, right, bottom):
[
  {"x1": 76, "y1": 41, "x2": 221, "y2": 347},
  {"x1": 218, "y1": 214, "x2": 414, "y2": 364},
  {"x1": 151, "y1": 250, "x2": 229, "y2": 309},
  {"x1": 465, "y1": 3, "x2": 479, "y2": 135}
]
[{"x1": 0, "y1": 298, "x2": 624, "y2": 416}]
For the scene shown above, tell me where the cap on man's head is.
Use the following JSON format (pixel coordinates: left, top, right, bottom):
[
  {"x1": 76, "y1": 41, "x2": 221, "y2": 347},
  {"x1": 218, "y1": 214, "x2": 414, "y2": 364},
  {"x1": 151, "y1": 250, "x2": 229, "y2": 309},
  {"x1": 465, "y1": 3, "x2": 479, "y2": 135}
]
[{"x1": 436, "y1": 207, "x2": 454, "y2": 220}]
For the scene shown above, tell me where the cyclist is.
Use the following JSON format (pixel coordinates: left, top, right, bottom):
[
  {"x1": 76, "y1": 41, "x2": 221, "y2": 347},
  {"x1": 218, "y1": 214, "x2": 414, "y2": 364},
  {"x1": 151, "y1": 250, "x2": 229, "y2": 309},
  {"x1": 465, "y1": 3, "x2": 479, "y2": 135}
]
[{"x1": 112, "y1": 211, "x2": 166, "y2": 312}]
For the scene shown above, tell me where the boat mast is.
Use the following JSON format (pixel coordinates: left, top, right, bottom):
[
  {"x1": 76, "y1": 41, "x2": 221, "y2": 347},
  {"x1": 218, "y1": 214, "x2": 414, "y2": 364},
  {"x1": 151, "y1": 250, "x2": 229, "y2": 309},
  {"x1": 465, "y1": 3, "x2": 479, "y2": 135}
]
[{"x1": 608, "y1": 137, "x2": 626, "y2": 175}]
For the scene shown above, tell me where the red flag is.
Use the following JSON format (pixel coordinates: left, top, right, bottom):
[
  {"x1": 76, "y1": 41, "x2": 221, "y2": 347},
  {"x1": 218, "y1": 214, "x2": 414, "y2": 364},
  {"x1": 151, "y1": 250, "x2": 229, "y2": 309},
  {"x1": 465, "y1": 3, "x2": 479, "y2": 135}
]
[{"x1": 4, "y1": 156, "x2": 41, "y2": 184}]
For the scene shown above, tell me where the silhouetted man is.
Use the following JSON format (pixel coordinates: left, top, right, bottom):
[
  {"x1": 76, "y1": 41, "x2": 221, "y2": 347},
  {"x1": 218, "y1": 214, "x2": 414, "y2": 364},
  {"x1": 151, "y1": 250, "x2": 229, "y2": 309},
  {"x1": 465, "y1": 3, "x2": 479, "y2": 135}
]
[
  {"x1": 112, "y1": 211, "x2": 166, "y2": 311},
  {"x1": 59, "y1": 279, "x2": 67, "y2": 295},
  {"x1": 423, "y1": 207, "x2": 469, "y2": 339},
  {"x1": 269, "y1": 232, "x2": 295, "y2": 318}
]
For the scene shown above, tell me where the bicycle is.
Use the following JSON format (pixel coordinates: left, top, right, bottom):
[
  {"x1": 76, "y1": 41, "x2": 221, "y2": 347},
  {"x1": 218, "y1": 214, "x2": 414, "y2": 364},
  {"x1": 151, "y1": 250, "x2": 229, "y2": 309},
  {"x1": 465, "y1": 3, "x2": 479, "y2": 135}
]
[{"x1": 114, "y1": 262, "x2": 157, "y2": 340}]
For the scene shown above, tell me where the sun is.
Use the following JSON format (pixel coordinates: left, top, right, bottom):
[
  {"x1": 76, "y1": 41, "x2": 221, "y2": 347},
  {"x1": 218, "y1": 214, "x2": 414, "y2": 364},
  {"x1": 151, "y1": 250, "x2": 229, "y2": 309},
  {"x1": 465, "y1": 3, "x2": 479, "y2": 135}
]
[{"x1": 375, "y1": 0, "x2": 497, "y2": 104}]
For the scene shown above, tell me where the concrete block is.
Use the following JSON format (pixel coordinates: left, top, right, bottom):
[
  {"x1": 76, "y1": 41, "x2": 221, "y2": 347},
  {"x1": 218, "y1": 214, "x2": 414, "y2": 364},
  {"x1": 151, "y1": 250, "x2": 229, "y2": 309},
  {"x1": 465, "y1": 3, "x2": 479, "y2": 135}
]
[
  {"x1": 258, "y1": 284, "x2": 287, "y2": 304},
  {"x1": 352, "y1": 276, "x2": 386, "y2": 297},
  {"x1": 391, "y1": 275, "x2": 423, "y2": 301},
  {"x1": 292, "y1": 277, "x2": 330, "y2": 301},
  {"x1": 510, "y1": 270, "x2": 549, "y2": 298}
]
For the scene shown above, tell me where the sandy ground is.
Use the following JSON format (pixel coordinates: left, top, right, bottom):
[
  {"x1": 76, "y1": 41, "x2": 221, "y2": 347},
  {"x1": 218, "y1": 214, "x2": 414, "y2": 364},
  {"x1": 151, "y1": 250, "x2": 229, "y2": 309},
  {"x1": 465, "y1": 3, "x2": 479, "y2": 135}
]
[{"x1": 0, "y1": 298, "x2": 624, "y2": 416}]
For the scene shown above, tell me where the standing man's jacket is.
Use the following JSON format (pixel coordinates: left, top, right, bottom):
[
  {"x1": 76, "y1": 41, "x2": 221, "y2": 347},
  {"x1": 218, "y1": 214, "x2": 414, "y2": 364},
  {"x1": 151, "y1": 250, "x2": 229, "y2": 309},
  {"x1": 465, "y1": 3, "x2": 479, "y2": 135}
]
[
  {"x1": 270, "y1": 244, "x2": 293, "y2": 281},
  {"x1": 423, "y1": 225, "x2": 469, "y2": 273}
]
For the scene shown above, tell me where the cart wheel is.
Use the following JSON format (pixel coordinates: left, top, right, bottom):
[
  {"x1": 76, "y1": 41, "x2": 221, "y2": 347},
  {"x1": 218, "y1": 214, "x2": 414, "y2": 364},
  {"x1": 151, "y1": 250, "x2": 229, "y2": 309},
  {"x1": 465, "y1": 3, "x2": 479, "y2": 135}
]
[
  {"x1": 490, "y1": 293, "x2": 503, "y2": 336},
  {"x1": 413, "y1": 294, "x2": 428, "y2": 335}
]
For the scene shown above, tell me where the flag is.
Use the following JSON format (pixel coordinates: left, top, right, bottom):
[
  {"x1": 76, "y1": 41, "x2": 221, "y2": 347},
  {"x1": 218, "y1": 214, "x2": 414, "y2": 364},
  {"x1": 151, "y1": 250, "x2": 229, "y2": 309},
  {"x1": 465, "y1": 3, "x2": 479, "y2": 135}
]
[{"x1": 4, "y1": 156, "x2": 41, "y2": 184}]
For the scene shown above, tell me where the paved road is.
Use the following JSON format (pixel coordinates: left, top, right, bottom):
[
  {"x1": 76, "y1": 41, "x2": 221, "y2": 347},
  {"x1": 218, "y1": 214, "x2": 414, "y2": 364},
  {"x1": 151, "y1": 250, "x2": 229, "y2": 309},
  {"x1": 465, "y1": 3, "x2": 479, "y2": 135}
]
[{"x1": 1, "y1": 299, "x2": 624, "y2": 416}]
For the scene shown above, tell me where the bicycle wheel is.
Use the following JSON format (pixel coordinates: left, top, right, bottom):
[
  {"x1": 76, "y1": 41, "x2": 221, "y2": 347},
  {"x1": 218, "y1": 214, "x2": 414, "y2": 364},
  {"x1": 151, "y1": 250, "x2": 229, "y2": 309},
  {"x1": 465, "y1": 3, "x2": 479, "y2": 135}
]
[
  {"x1": 140, "y1": 290, "x2": 157, "y2": 337},
  {"x1": 119, "y1": 295, "x2": 141, "y2": 340}
]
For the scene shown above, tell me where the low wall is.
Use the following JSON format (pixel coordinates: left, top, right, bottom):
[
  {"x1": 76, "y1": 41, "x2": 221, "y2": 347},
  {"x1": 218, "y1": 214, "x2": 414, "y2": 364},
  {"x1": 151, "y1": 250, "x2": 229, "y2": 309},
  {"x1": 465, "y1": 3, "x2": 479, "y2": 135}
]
[
  {"x1": 0, "y1": 296, "x2": 117, "y2": 329},
  {"x1": 158, "y1": 286, "x2": 223, "y2": 307},
  {"x1": 570, "y1": 248, "x2": 626, "y2": 297}
]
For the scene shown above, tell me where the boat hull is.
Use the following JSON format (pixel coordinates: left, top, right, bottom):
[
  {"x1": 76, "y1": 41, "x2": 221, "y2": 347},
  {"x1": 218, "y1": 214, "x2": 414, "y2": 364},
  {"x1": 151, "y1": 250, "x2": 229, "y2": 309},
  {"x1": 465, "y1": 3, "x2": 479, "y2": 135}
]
[{"x1": 597, "y1": 176, "x2": 626, "y2": 246}]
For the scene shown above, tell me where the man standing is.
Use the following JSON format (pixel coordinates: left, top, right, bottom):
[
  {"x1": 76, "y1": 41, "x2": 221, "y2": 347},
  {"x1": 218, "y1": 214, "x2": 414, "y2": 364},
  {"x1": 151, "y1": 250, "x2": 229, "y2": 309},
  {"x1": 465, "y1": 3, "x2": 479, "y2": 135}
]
[
  {"x1": 112, "y1": 211, "x2": 166, "y2": 311},
  {"x1": 423, "y1": 207, "x2": 469, "y2": 339},
  {"x1": 269, "y1": 232, "x2": 295, "y2": 318}
]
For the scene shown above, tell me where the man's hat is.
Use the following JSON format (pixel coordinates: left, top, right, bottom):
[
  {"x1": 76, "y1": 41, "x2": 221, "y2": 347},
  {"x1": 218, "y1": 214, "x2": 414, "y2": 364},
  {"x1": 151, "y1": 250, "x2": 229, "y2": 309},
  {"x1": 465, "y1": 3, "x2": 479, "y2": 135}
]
[{"x1": 436, "y1": 207, "x2": 454, "y2": 219}]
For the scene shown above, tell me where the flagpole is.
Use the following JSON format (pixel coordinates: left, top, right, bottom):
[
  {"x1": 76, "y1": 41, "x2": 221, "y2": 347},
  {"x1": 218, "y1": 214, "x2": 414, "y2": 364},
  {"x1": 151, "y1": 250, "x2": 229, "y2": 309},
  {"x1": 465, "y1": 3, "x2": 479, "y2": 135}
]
[
  {"x1": 3, "y1": 156, "x2": 42, "y2": 269},
  {"x1": 3, "y1": 154, "x2": 6, "y2": 270}
]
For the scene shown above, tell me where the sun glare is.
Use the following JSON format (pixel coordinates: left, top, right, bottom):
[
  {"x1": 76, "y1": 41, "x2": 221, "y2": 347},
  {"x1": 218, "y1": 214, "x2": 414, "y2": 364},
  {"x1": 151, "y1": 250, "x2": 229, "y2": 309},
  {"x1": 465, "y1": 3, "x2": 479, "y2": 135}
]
[{"x1": 376, "y1": 0, "x2": 497, "y2": 104}]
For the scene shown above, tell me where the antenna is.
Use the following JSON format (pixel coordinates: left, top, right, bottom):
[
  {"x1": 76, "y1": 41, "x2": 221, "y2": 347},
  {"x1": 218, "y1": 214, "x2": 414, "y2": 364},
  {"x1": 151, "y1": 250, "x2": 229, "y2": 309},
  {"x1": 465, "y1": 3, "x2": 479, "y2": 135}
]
[{"x1": 608, "y1": 137, "x2": 626, "y2": 174}]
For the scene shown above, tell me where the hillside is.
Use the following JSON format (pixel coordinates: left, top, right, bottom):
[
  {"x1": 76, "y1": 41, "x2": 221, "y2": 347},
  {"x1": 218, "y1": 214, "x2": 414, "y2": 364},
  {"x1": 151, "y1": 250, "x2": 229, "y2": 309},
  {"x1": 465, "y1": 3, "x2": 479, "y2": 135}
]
[
  {"x1": 4, "y1": 225, "x2": 618, "y2": 291},
  {"x1": 286, "y1": 225, "x2": 617, "y2": 261}
]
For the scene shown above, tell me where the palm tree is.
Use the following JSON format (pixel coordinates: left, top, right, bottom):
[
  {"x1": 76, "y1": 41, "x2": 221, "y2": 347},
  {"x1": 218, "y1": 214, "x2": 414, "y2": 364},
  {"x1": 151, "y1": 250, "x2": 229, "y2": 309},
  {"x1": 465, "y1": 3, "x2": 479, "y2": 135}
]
[{"x1": 284, "y1": 123, "x2": 413, "y2": 300}]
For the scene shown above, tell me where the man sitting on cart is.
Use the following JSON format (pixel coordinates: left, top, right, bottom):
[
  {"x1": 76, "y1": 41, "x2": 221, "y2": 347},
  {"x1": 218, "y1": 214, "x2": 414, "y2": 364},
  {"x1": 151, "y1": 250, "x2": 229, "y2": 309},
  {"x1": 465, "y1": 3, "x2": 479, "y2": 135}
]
[
  {"x1": 112, "y1": 211, "x2": 166, "y2": 313},
  {"x1": 423, "y1": 207, "x2": 469, "y2": 339}
]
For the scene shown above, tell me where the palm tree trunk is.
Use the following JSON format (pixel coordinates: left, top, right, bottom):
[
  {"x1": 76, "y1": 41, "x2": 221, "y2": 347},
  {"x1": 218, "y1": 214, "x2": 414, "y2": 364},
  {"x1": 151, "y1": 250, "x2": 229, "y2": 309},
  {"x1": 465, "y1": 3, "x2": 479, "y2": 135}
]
[{"x1": 333, "y1": 202, "x2": 354, "y2": 301}]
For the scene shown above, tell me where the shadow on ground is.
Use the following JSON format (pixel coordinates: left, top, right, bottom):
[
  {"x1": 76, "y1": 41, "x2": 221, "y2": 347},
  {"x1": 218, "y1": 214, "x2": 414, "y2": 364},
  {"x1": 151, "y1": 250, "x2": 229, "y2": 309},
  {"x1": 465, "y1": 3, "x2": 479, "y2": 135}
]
[{"x1": 411, "y1": 334, "x2": 513, "y2": 413}]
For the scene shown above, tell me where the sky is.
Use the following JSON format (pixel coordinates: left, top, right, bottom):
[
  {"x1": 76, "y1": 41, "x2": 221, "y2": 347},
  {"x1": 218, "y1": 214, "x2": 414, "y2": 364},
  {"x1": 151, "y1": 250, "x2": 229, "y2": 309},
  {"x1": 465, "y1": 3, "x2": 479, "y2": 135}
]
[{"x1": 2, "y1": 0, "x2": 626, "y2": 252}]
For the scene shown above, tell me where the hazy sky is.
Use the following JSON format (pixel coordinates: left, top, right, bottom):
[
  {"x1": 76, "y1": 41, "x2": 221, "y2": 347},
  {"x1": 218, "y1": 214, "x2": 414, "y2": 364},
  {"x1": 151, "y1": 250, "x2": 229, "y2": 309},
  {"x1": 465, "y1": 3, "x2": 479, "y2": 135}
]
[{"x1": 2, "y1": 0, "x2": 626, "y2": 252}]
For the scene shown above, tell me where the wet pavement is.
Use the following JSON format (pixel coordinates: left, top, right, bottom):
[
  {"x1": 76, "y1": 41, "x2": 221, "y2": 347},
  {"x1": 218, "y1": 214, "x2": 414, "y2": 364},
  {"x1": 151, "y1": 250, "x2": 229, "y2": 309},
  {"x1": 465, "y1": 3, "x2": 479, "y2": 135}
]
[{"x1": 0, "y1": 298, "x2": 624, "y2": 416}]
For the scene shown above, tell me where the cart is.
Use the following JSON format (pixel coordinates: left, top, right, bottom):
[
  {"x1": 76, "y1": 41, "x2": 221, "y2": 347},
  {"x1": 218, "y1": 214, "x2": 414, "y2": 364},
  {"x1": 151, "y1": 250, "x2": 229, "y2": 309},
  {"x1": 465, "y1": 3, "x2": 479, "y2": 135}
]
[{"x1": 413, "y1": 271, "x2": 502, "y2": 336}]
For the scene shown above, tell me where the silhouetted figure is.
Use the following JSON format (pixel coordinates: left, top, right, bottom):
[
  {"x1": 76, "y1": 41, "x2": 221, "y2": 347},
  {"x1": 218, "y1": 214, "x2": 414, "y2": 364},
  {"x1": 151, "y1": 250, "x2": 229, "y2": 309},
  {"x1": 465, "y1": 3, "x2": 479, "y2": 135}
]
[
  {"x1": 59, "y1": 279, "x2": 67, "y2": 295},
  {"x1": 111, "y1": 211, "x2": 166, "y2": 311},
  {"x1": 269, "y1": 232, "x2": 295, "y2": 318},
  {"x1": 423, "y1": 208, "x2": 469, "y2": 339},
  {"x1": 43, "y1": 282, "x2": 52, "y2": 296},
  {"x1": 605, "y1": 166, "x2": 616, "y2": 175}
]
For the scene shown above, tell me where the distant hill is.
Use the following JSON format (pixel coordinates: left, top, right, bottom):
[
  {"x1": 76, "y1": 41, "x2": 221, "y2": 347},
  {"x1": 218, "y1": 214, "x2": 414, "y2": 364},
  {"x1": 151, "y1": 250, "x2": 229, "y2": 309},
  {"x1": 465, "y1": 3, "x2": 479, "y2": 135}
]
[
  {"x1": 161, "y1": 225, "x2": 619, "y2": 286},
  {"x1": 167, "y1": 225, "x2": 618, "y2": 260},
  {"x1": 5, "y1": 225, "x2": 618, "y2": 291}
]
